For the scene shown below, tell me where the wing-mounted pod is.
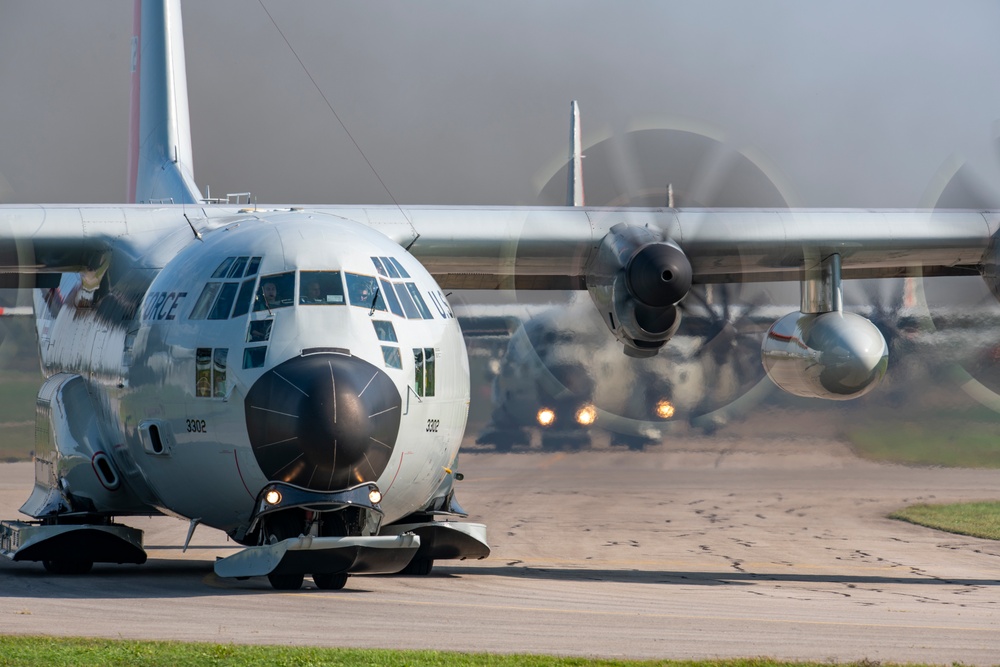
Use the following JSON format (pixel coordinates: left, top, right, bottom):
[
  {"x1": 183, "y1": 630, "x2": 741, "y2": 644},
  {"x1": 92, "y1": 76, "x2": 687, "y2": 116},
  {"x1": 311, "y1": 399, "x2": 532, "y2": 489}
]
[
  {"x1": 981, "y1": 219, "x2": 1000, "y2": 303},
  {"x1": 586, "y1": 223, "x2": 692, "y2": 358},
  {"x1": 761, "y1": 254, "x2": 888, "y2": 400}
]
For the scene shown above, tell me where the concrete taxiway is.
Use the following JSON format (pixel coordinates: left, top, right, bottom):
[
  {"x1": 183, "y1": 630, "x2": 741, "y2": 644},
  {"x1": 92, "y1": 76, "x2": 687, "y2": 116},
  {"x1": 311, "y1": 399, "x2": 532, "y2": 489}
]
[{"x1": 1, "y1": 436, "x2": 999, "y2": 664}]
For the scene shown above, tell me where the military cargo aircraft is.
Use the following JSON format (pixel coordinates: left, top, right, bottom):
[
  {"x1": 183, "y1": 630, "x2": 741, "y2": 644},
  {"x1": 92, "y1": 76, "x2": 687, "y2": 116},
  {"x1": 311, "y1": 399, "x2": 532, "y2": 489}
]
[{"x1": 1, "y1": 0, "x2": 999, "y2": 590}]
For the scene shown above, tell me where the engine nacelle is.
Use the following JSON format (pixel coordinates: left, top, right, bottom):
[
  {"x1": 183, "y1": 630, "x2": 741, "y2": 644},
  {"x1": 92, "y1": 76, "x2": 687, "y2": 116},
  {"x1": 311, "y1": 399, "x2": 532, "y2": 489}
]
[
  {"x1": 761, "y1": 311, "x2": 888, "y2": 400},
  {"x1": 587, "y1": 224, "x2": 692, "y2": 358}
]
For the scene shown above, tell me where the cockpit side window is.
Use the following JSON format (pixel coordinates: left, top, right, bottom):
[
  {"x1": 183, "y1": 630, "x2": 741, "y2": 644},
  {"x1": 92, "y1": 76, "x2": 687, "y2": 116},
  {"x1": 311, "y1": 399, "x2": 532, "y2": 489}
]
[
  {"x1": 405, "y1": 283, "x2": 434, "y2": 320},
  {"x1": 254, "y1": 272, "x2": 295, "y2": 311},
  {"x1": 393, "y1": 282, "x2": 420, "y2": 318},
  {"x1": 208, "y1": 282, "x2": 239, "y2": 320},
  {"x1": 189, "y1": 283, "x2": 221, "y2": 320},
  {"x1": 381, "y1": 257, "x2": 400, "y2": 279},
  {"x1": 245, "y1": 257, "x2": 262, "y2": 277},
  {"x1": 378, "y1": 277, "x2": 404, "y2": 317},
  {"x1": 231, "y1": 278, "x2": 257, "y2": 318},
  {"x1": 345, "y1": 273, "x2": 386, "y2": 311},
  {"x1": 299, "y1": 271, "x2": 346, "y2": 305},
  {"x1": 387, "y1": 257, "x2": 410, "y2": 279},
  {"x1": 211, "y1": 257, "x2": 235, "y2": 278}
]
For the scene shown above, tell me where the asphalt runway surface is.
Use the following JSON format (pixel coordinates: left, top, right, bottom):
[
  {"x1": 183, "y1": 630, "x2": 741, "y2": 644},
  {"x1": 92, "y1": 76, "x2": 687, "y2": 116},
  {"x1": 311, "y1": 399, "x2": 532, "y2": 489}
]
[{"x1": 2, "y1": 435, "x2": 999, "y2": 664}]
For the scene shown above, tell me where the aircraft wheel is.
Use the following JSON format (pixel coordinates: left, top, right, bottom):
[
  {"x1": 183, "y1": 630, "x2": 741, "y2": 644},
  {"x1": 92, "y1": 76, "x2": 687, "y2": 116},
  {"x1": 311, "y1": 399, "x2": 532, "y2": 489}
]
[
  {"x1": 43, "y1": 560, "x2": 93, "y2": 575},
  {"x1": 313, "y1": 572, "x2": 349, "y2": 590},
  {"x1": 612, "y1": 434, "x2": 651, "y2": 451},
  {"x1": 267, "y1": 572, "x2": 304, "y2": 590},
  {"x1": 401, "y1": 556, "x2": 434, "y2": 576},
  {"x1": 541, "y1": 433, "x2": 587, "y2": 451}
]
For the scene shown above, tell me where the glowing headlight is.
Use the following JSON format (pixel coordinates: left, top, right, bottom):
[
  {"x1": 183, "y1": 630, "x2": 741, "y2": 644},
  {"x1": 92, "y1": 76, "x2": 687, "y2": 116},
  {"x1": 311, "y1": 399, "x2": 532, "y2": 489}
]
[
  {"x1": 655, "y1": 400, "x2": 675, "y2": 419},
  {"x1": 574, "y1": 405, "x2": 597, "y2": 426},
  {"x1": 368, "y1": 488, "x2": 383, "y2": 504},
  {"x1": 536, "y1": 408, "x2": 556, "y2": 427},
  {"x1": 264, "y1": 489, "x2": 282, "y2": 505}
]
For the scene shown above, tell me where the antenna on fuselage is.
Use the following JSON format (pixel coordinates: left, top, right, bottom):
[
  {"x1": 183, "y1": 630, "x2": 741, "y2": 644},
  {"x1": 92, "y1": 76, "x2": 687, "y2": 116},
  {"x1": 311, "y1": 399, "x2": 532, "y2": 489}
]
[
  {"x1": 182, "y1": 212, "x2": 203, "y2": 240},
  {"x1": 257, "y1": 0, "x2": 418, "y2": 241}
]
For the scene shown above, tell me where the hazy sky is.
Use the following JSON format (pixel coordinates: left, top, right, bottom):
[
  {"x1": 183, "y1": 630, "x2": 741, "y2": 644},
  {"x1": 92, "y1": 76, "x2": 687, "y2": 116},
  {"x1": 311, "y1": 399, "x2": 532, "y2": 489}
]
[{"x1": 1, "y1": 1, "x2": 1000, "y2": 209}]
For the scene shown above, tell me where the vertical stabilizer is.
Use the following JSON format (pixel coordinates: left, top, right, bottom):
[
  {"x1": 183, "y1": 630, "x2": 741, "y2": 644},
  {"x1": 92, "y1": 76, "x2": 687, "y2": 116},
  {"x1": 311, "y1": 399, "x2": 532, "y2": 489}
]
[
  {"x1": 127, "y1": 0, "x2": 202, "y2": 204},
  {"x1": 566, "y1": 100, "x2": 584, "y2": 206}
]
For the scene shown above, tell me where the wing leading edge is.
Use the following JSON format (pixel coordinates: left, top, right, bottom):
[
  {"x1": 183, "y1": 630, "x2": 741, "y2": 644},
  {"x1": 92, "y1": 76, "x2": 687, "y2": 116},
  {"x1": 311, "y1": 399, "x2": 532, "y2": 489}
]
[{"x1": 0, "y1": 204, "x2": 991, "y2": 289}]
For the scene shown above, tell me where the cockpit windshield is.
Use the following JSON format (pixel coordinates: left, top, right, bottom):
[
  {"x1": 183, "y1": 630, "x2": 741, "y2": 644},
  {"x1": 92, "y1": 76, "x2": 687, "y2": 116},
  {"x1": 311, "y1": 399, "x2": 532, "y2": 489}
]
[
  {"x1": 254, "y1": 272, "x2": 295, "y2": 311},
  {"x1": 345, "y1": 273, "x2": 386, "y2": 312},
  {"x1": 299, "y1": 271, "x2": 346, "y2": 305}
]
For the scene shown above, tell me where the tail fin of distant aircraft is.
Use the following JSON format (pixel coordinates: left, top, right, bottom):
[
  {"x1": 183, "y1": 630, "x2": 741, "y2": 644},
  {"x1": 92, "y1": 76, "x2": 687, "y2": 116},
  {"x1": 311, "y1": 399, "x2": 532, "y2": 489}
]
[
  {"x1": 567, "y1": 100, "x2": 585, "y2": 206},
  {"x1": 127, "y1": 0, "x2": 202, "y2": 204}
]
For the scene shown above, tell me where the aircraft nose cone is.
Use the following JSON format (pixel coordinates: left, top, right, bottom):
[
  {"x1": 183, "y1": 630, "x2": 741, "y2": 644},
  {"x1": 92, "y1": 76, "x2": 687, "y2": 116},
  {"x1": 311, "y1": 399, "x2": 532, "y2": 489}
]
[{"x1": 244, "y1": 353, "x2": 401, "y2": 491}]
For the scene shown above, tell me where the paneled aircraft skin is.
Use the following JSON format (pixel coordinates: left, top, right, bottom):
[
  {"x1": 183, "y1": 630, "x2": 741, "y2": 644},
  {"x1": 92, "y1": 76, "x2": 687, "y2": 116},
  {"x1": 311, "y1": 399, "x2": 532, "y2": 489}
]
[{"x1": 0, "y1": 0, "x2": 998, "y2": 589}]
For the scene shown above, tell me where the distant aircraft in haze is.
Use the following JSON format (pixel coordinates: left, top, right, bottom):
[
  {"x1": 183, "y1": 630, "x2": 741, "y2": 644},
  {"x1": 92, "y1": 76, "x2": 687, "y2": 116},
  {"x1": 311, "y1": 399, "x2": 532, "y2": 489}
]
[{"x1": 1, "y1": 0, "x2": 999, "y2": 590}]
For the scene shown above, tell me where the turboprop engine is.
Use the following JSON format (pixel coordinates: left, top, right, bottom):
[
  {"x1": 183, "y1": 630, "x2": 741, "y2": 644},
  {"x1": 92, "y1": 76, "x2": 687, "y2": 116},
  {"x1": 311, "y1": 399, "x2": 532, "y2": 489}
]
[{"x1": 586, "y1": 223, "x2": 693, "y2": 358}]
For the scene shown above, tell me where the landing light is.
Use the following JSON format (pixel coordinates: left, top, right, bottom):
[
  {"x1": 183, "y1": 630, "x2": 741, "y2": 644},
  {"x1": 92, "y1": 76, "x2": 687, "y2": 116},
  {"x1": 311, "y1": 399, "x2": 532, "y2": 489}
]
[
  {"x1": 368, "y1": 489, "x2": 383, "y2": 504},
  {"x1": 264, "y1": 489, "x2": 282, "y2": 505},
  {"x1": 575, "y1": 405, "x2": 597, "y2": 426},
  {"x1": 655, "y1": 400, "x2": 675, "y2": 419},
  {"x1": 536, "y1": 408, "x2": 556, "y2": 427}
]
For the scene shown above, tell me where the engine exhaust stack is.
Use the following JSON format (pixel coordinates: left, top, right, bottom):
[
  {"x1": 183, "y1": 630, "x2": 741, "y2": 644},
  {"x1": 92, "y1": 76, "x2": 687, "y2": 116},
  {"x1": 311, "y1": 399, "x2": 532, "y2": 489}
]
[{"x1": 587, "y1": 223, "x2": 692, "y2": 358}]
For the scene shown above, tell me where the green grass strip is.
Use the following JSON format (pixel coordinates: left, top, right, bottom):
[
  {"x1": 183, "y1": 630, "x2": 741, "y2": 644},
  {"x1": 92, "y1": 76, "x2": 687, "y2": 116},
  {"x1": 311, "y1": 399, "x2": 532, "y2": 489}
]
[
  {"x1": 847, "y1": 422, "x2": 1000, "y2": 468},
  {"x1": 890, "y1": 501, "x2": 1000, "y2": 540},
  {"x1": 0, "y1": 636, "x2": 934, "y2": 667}
]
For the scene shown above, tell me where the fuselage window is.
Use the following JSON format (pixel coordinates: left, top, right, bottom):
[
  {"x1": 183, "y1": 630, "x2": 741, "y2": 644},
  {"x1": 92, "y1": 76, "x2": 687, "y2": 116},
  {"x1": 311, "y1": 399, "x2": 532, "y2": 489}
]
[
  {"x1": 195, "y1": 347, "x2": 212, "y2": 397},
  {"x1": 299, "y1": 271, "x2": 346, "y2": 305},
  {"x1": 208, "y1": 282, "x2": 239, "y2": 320},
  {"x1": 243, "y1": 346, "x2": 267, "y2": 369},
  {"x1": 405, "y1": 283, "x2": 434, "y2": 320},
  {"x1": 381, "y1": 346, "x2": 402, "y2": 369},
  {"x1": 231, "y1": 278, "x2": 257, "y2": 318},
  {"x1": 393, "y1": 282, "x2": 420, "y2": 319},
  {"x1": 196, "y1": 347, "x2": 229, "y2": 397},
  {"x1": 345, "y1": 273, "x2": 386, "y2": 311},
  {"x1": 372, "y1": 320, "x2": 397, "y2": 342},
  {"x1": 211, "y1": 257, "x2": 236, "y2": 278},
  {"x1": 370, "y1": 257, "x2": 387, "y2": 277},
  {"x1": 413, "y1": 347, "x2": 436, "y2": 397},
  {"x1": 378, "y1": 278, "x2": 404, "y2": 317},
  {"x1": 247, "y1": 319, "x2": 273, "y2": 342},
  {"x1": 255, "y1": 272, "x2": 295, "y2": 311},
  {"x1": 122, "y1": 330, "x2": 137, "y2": 368},
  {"x1": 213, "y1": 348, "x2": 228, "y2": 397}
]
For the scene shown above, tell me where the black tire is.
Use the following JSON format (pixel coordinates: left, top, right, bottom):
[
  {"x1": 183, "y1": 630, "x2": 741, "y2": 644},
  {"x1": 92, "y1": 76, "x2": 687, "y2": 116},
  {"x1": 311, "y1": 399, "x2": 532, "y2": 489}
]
[
  {"x1": 401, "y1": 557, "x2": 433, "y2": 576},
  {"x1": 313, "y1": 572, "x2": 349, "y2": 590},
  {"x1": 542, "y1": 433, "x2": 588, "y2": 452},
  {"x1": 42, "y1": 560, "x2": 93, "y2": 575},
  {"x1": 267, "y1": 572, "x2": 304, "y2": 590}
]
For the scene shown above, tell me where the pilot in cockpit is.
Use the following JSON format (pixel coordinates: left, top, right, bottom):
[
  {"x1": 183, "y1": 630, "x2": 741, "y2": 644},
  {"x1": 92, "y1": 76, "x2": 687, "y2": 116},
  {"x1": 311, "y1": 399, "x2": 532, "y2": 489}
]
[
  {"x1": 300, "y1": 280, "x2": 323, "y2": 304},
  {"x1": 349, "y1": 277, "x2": 378, "y2": 307},
  {"x1": 260, "y1": 281, "x2": 278, "y2": 306}
]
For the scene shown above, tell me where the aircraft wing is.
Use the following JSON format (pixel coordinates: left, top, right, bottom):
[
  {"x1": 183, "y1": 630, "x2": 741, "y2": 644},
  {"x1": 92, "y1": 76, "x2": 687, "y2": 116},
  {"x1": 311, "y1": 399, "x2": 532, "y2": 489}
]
[
  {"x1": 334, "y1": 206, "x2": 996, "y2": 288},
  {"x1": 0, "y1": 205, "x2": 994, "y2": 289}
]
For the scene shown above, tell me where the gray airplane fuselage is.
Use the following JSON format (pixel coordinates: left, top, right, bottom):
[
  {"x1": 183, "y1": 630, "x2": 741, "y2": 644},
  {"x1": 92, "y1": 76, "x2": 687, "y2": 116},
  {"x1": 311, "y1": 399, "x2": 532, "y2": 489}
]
[{"x1": 30, "y1": 210, "x2": 468, "y2": 542}]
